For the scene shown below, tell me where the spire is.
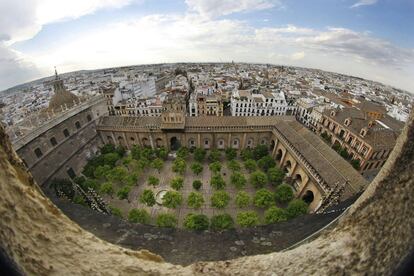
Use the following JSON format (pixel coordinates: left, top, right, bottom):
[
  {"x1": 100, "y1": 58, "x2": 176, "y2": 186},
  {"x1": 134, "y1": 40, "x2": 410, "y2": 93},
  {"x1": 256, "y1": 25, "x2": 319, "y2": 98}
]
[{"x1": 54, "y1": 66, "x2": 59, "y2": 80}]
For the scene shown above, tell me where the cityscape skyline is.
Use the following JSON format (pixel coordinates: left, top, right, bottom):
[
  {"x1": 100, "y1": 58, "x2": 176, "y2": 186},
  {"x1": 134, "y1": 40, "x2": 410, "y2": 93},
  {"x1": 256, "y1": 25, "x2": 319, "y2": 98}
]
[{"x1": 0, "y1": 0, "x2": 413, "y2": 92}]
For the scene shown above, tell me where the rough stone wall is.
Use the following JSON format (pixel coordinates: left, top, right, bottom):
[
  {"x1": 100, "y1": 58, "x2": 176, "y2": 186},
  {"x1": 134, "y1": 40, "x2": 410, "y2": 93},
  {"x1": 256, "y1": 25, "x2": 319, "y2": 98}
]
[
  {"x1": 0, "y1": 109, "x2": 413, "y2": 275},
  {"x1": 16, "y1": 109, "x2": 103, "y2": 185}
]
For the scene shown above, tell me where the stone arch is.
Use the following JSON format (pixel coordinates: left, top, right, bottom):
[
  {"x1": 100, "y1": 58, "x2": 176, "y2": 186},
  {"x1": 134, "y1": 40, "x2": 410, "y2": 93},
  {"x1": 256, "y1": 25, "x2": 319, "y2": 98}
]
[
  {"x1": 170, "y1": 137, "x2": 181, "y2": 151},
  {"x1": 302, "y1": 190, "x2": 314, "y2": 204},
  {"x1": 217, "y1": 139, "x2": 225, "y2": 149},
  {"x1": 260, "y1": 138, "x2": 267, "y2": 145},
  {"x1": 107, "y1": 135, "x2": 114, "y2": 145},
  {"x1": 284, "y1": 160, "x2": 292, "y2": 174},
  {"x1": 276, "y1": 149, "x2": 283, "y2": 161},
  {"x1": 270, "y1": 139, "x2": 275, "y2": 151},
  {"x1": 117, "y1": 136, "x2": 125, "y2": 147},
  {"x1": 294, "y1": 174, "x2": 303, "y2": 191},
  {"x1": 232, "y1": 138, "x2": 240, "y2": 149},
  {"x1": 203, "y1": 138, "x2": 211, "y2": 149},
  {"x1": 188, "y1": 138, "x2": 196, "y2": 148},
  {"x1": 156, "y1": 138, "x2": 163, "y2": 148},
  {"x1": 246, "y1": 138, "x2": 254, "y2": 148},
  {"x1": 142, "y1": 137, "x2": 149, "y2": 147}
]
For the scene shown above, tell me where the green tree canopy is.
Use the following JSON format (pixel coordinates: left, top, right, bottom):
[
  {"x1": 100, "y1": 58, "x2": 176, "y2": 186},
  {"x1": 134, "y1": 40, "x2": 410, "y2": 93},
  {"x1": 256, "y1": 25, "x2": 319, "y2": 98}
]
[
  {"x1": 227, "y1": 160, "x2": 241, "y2": 172},
  {"x1": 264, "y1": 206, "x2": 288, "y2": 224},
  {"x1": 172, "y1": 158, "x2": 186, "y2": 175},
  {"x1": 101, "y1": 143, "x2": 116, "y2": 154},
  {"x1": 148, "y1": 175, "x2": 160, "y2": 187},
  {"x1": 253, "y1": 189, "x2": 275, "y2": 208},
  {"x1": 286, "y1": 199, "x2": 308, "y2": 218},
  {"x1": 170, "y1": 176, "x2": 184, "y2": 190},
  {"x1": 257, "y1": 155, "x2": 276, "y2": 172},
  {"x1": 225, "y1": 148, "x2": 237, "y2": 161},
  {"x1": 128, "y1": 208, "x2": 150, "y2": 224},
  {"x1": 211, "y1": 191, "x2": 230, "y2": 209},
  {"x1": 109, "y1": 206, "x2": 123, "y2": 218},
  {"x1": 177, "y1": 147, "x2": 189, "y2": 159},
  {"x1": 240, "y1": 148, "x2": 254, "y2": 161},
  {"x1": 81, "y1": 179, "x2": 99, "y2": 191},
  {"x1": 140, "y1": 189, "x2": 155, "y2": 206},
  {"x1": 193, "y1": 148, "x2": 206, "y2": 162},
  {"x1": 208, "y1": 149, "x2": 221, "y2": 163},
  {"x1": 187, "y1": 192, "x2": 205, "y2": 209},
  {"x1": 209, "y1": 161, "x2": 222, "y2": 173},
  {"x1": 107, "y1": 166, "x2": 128, "y2": 183},
  {"x1": 183, "y1": 214, "x2": 209, "y2": 230},
  {"x1": 210, "y1": 214, "x2": 234, "y2": 230},
  {"x1": 250, "y1": 171, "x2": 268, "y2": 189},
  {"x1": 156, "y1": 147, "x2": 168, "y2": 160},
  {"x1": 268, "y1": 167, "x2": 284, "y2": 186},
  {"x1": 235, "y1": 191, "x2": 250, "y2": 208},
  {"x1": 274, "y1": 184, "x2": 294, "y2": 203},
  {"x1": 162, "y1": 191, "x2": 183, "y2": 208},
  {"x1": 192, "y1": 180, "x2": 202, "y2": 190},
  {"x1": 253, "y1": 145, "x2": 269, "y2": 160},
  {"x1": 230, "y1": 172, "x2": 247, "y2": 189},
  {"x1": 103, "y1": 152, "x2": 120, "y2": 167},
  {"x1": 210, "y1": 174, "x2": 226, "y2": 190},
  {"x1": 190, "y1": 162, "x2": 203, "y2": 175},
  {"x1": 244, "y1": 159, "x2": 257, "y2": 173},
  {"x1": 117, "y1": 186, "x2": 131, "y2": 201},
  {"x1": 156, "y1": 213, "x2": 177, "y2": 228},
  {"x1": 99, "y1": 182, "x2": 114, "y2": 196},
  {"x1": 236, "y1": 211, "x2": 260, "y2": 227},
  {"x1": 151, "y1": 158, "x2": 164, "y2": 173}
]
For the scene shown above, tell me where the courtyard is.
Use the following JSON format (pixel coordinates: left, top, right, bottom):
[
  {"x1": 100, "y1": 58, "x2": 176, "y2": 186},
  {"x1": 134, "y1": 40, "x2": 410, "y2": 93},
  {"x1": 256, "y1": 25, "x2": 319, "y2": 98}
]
[{"x1": 58, "y1": 144, "x2": 309, "y2": 230}]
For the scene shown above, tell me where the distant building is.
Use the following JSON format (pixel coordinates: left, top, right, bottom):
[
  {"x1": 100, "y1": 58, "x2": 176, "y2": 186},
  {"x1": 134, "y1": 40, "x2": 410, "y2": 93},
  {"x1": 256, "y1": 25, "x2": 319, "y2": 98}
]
[
  {"x1": 231, "y1": 89, "x2": 289, "y2": 116},
  {"x1": 47, "y1": 69, "x2": 79, "y2": 113},
  {"x1": 189, "y1": 93, "x2": 223, "y2": 117},
  {"x1": 317, "y1": 101, "x2": 403, "y2": 179}
]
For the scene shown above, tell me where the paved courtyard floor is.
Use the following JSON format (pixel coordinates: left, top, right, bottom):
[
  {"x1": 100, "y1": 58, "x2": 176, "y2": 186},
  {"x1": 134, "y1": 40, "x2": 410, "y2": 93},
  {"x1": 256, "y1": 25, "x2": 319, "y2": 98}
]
[{"x1": 105, "y1": 155, "x2": 276, "y2": 228}]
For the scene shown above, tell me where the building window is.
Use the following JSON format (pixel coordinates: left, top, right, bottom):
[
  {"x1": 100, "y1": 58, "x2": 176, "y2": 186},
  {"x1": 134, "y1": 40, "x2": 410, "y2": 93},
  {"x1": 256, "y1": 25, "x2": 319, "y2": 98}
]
[
  {"x1": 75, "y1": 121, "x2": 81, "y2": 129},
  {"x1": 34, "y1": 148, "x2": 43, "y2": 158},
  {"x1": 63, "y1": 129, "x2": 70, "y2": 137},
  {"x1": 87, "y1": 115, "x2": 92, "y2": 122},
  {"x1": 50, "y1": 137, "x2": 57, "y2": 146},
  {"x1": 67, "y1": 168, "x2": 76, "y2": 179}
]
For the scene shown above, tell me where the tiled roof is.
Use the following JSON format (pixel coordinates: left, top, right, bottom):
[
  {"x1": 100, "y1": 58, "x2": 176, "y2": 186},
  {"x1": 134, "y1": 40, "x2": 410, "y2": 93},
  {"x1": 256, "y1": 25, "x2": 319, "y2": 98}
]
[
  {"x1": 98, "y1": 115, "x2": 367, "y2": 199},
  {"x1": 324, "y1": 107, "x2": 399, "y2": 150},
  {"x1": 276, "y1": 121, "x2": 368, "y2": 198}
]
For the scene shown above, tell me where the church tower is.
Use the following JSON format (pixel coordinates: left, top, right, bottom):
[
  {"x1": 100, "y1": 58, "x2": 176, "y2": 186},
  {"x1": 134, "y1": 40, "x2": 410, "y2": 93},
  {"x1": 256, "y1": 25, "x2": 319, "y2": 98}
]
[{"x1": 47, "y1": 68, "x2": 79, "y2": 113}]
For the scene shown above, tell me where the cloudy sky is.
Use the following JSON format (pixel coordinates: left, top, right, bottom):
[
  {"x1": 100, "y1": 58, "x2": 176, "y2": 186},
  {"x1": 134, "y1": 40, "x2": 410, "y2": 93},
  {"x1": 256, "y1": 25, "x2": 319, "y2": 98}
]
[{"x1": 0, "y1": 0, "x2": 413, "y2": 92}]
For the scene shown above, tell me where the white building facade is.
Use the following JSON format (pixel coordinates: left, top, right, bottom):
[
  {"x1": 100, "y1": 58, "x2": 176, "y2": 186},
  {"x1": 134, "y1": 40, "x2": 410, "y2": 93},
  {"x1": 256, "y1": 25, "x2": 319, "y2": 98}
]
[{"x1": 230, "y1": 90, "x2": 289, "y2": 116}]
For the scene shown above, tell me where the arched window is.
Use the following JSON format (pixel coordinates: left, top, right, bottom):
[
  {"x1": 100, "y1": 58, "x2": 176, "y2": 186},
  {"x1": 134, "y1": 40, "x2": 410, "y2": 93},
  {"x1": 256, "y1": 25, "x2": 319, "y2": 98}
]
[
  {"x1": 87, "y1": 115, "x2": 92, "y2": 122},
  {"x1": 34, "y1": 148, "x2": 43, "y2": 158},
  {"x1": 63, "y1": 129, "x2": 70, "y2": 137},
  {"x1": 75, "y1": 121, "x2": 81, "y2": 129},
  {"x1": 50, "y1": 137, "x2": 57, "y2": 146}
]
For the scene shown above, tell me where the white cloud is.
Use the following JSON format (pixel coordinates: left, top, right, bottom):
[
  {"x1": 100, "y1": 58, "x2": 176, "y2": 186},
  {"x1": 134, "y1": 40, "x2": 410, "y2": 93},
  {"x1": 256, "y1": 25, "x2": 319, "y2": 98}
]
[
  {"x1": 1, "y1": 3, "x2": 413, "y2": 93},
  {"x1": 350, "y1": 0, "x2": 378, "y2": 8},
  {"x1": 0, "y1": 0, "x2": 135, "y2": 44},
  {"x1": 23, "y1": 16, "x2": 413, "y2": 92},
  {"x1": 185, "y1": 0, "x2": 282, "y2": 18},
  {"x1": 0, "y1": 43, "x2": 42, "y2": 89},
  {"x1": 0, "y1": 0, "x2": 137, "y2": 89},
  {"x1": 291, "y1": 51, "x2": 305, "y2": 60}
]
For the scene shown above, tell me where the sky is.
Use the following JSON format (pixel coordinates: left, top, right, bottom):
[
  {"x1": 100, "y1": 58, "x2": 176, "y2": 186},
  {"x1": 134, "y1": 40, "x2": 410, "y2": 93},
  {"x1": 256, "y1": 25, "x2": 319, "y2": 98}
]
[{"x1": 0, "y1": 0, "x2": 413, "y2": 92}]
